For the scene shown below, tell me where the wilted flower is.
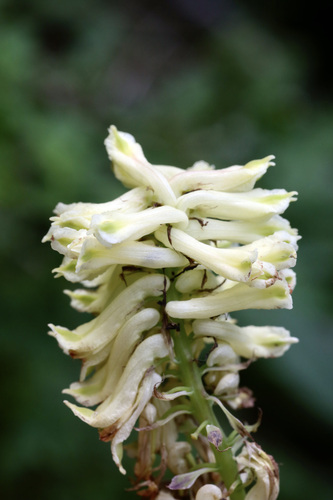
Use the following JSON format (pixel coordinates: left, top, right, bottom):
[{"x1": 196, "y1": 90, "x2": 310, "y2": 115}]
[
  {"x1": 237, "y1": 443, "x2": 280, "y2": 500},
  {"x1": 44, "y1": 126, "x2": 299, "y2": 499}
]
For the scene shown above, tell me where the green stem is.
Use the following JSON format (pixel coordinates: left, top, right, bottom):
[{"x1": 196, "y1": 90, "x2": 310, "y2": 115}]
[{"x1": 167, "y1": 278, "x2": 245, "y2": 500}]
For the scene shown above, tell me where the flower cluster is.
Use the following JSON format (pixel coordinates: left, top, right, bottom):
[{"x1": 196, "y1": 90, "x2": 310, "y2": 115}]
[{"x1": 44, "y1": 126, "x2": 299, "y2": 499}]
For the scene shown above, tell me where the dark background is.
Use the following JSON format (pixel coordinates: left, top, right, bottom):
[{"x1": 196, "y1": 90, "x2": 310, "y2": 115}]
[{"x1": 1, "y1": 1, "x2": 332, "y2": 498}]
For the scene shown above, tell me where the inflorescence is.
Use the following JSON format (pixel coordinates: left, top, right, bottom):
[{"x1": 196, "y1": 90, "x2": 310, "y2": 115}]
[{"x1": 43, "y1": 126, "x2": 299, "y2": 500}]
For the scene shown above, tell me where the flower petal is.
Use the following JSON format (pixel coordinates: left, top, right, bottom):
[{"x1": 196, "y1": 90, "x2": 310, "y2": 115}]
[
  {"x1": 77, "y1": 237, "x2": 188, "y2": 274},
  {"x1": 155, "y1": 227, "x2": 257, "y2": 283},
  {"x1": 184, "y1": 215, "x2": 299, "y2": 246},
  {"x1": 42, "y1": 187, "x2": 151, "y2": 243},
  {"x1": 49, "y1": 274, "x2": 169, "y2": 358},
  {"x1": 64, "y1": 334, "x2": 169, "y2": 429},
  {"x1": 63, "y1": 308, "x2": 160, "y2": 406},
  {"x1": 237, "y1": 443, "x2": 279, "y2": 500},
  {"x1": 111, "y1": 370, "x2": 162, "y2": 474},
  {"x1": 168, "y1": 467, "x2": 217, "y2": 491},
  {"x1": 193, "y1": 320, "x2": 298, "y2": 358},
  {"x1": 105, "y1": 126, "x2": 177, "y2": 206},
  {"x1": 91, "y1": 205, "x2": 188, "y2": 246},
  {"x1": 176, "y1": 188, "x2": 297, "y2": 222},
  {"x1": 166, "y1": 278, "x2": 292, "y2": 319},
  {"x1": 169, "y1": 156, "x2": 274, "y2": 196}
]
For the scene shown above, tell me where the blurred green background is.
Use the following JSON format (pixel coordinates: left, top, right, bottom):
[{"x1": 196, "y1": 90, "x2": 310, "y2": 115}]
[{"x1": 1, "y1": 1, "x2": 332, "y2": 498}]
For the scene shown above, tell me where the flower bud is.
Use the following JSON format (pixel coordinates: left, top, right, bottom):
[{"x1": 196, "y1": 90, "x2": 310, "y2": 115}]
[
  {"x1": 214, "y1": 372, "x2": 240, "y2": 396},
  {"x1": 168, "y1": 442, "x2": 192, "y2": 474},
  {"x1": 196, "y1": 484, "x2": 223, "y2": 500}
]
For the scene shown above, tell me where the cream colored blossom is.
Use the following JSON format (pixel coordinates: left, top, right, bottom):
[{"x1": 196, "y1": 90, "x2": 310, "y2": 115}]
[
  {"x1": 169, "y1": 156, "x2": 274, "y2": 196},
  {"x1": 63, "y1": 307, "x2": 161, "y2": 406},
  {"x1": 155, "y1": 226, "x2": 257, "y2": 283},
  {"x1": 44, "y1": 125, "x2": 298, "y2": 500},
  {"x1": 91, "y1": 205, "x2": 188, "y2": 246},
  {"x1": 193, "y1": 319, "x2": 298, "y2": 359},
  {"x1": 105, "y1": 126, "x2": 177, "y2": 206},
  {"x1": 64, "y1": 334, "x2": 168, "y2": 429},
  {"x1": 184, "y1": 213, "x2": 299, "y2": 246},
  {"x1": 166, "y1": 277, "x2": 292, "y2": 319},
  {"x1": 176, "y1": 187, "x2": 297, "y2": 221},
  {"x1": 48, "y1": 273, "x2": 169, "y2": 360}
]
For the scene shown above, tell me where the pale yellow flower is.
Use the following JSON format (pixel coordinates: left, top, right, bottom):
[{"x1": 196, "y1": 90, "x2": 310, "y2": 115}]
[{"x1": 44, "y1": 125, "x2": 298, "y2": 500}]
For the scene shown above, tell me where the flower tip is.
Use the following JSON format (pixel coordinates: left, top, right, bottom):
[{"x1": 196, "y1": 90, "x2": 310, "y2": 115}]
[
  {"x1": 63, "y1": 400, "x2": 95, "y2": 424},
  {"x1": 266, "y1": 154, "x2": 275, "y2": 164},
  {"x1": 118, "y1": 464, "x2": 126, "y2": 475},
  {"x1": 260, "y1": 154, "x2": 276, "y2": 166},
  {"x1": 47, "y1": 323, "x2": 57, "y2": 337},
  {"x1": 245, "y1": 155, "x2": 275, "y2": 173},
  {"x1": 104, "y1": 124, "x2": 135, "y2": 159}
]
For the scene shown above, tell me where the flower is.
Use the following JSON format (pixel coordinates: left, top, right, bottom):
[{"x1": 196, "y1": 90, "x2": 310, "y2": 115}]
[
  {"x1": 44, "y1": 125, "x2": 298, "y2": 499},
  {"x1": 237, "y1": 443, "x2": 280, "y2": 500},
  {"x1": 193, "y1": 319, "x2": 299, "y2": 359},
  {"x1": 166, "y1": 277, "x2": 293, "y2": 319}
]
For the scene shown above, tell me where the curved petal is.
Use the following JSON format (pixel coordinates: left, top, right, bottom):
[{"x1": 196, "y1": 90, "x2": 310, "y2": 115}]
[
  {"x1": 91, "y1": 205, "x2": 188, "y2": 246},
  {"x1": 111, "y1": 371, "x2": 162, "y2": 474},
  {"x1": 193, "y1": 319, "x2": 298, "y2": 358},
  {"x1": 169, "y1": 156, "x2": 274, "y2": 196},
  {"x1": 105, "y1": 126, "x2": 177, "y2": 206},
  {"x1": 77, "y1": 237, "x2": 188, "y2": 273},
  {"x1": 155, "y1": 227, "x2": 257, "y2": 283},
  {"x1": 176, "y1": 188, "x2": 297, "y2": 222},
  {"x1": 49, "y1": 274, "x2": 169, "y2": 358},
  {"x1": 64, "y1": 334, "x2": 169, "y2": 429},
  {"x1": 63, "y1": 307, "x2": 160, "y2": 406},
  {"x1": 166, "y1": 278, "x2": 292, "y2": 319},
  {"x1": 184, "y1": 215, "x2": 299, "y2": 246}
]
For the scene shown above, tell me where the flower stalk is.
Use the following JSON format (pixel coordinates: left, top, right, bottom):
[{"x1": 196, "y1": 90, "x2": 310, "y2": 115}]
[
  {"x1": 44, "y1": 126, "x2": 299, "y2": 499},
  {"x1": 170, "y1": 317, "x2": 244, "y2": 499}
]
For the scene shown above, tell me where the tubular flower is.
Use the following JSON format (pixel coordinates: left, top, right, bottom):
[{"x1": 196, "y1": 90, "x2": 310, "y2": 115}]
[
  {"x1": 44, "y1": 126, "x2": 299, "y2": 500},
  {"x1": 236, "y1": 443, "x2": 280, "y2": 500}
]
